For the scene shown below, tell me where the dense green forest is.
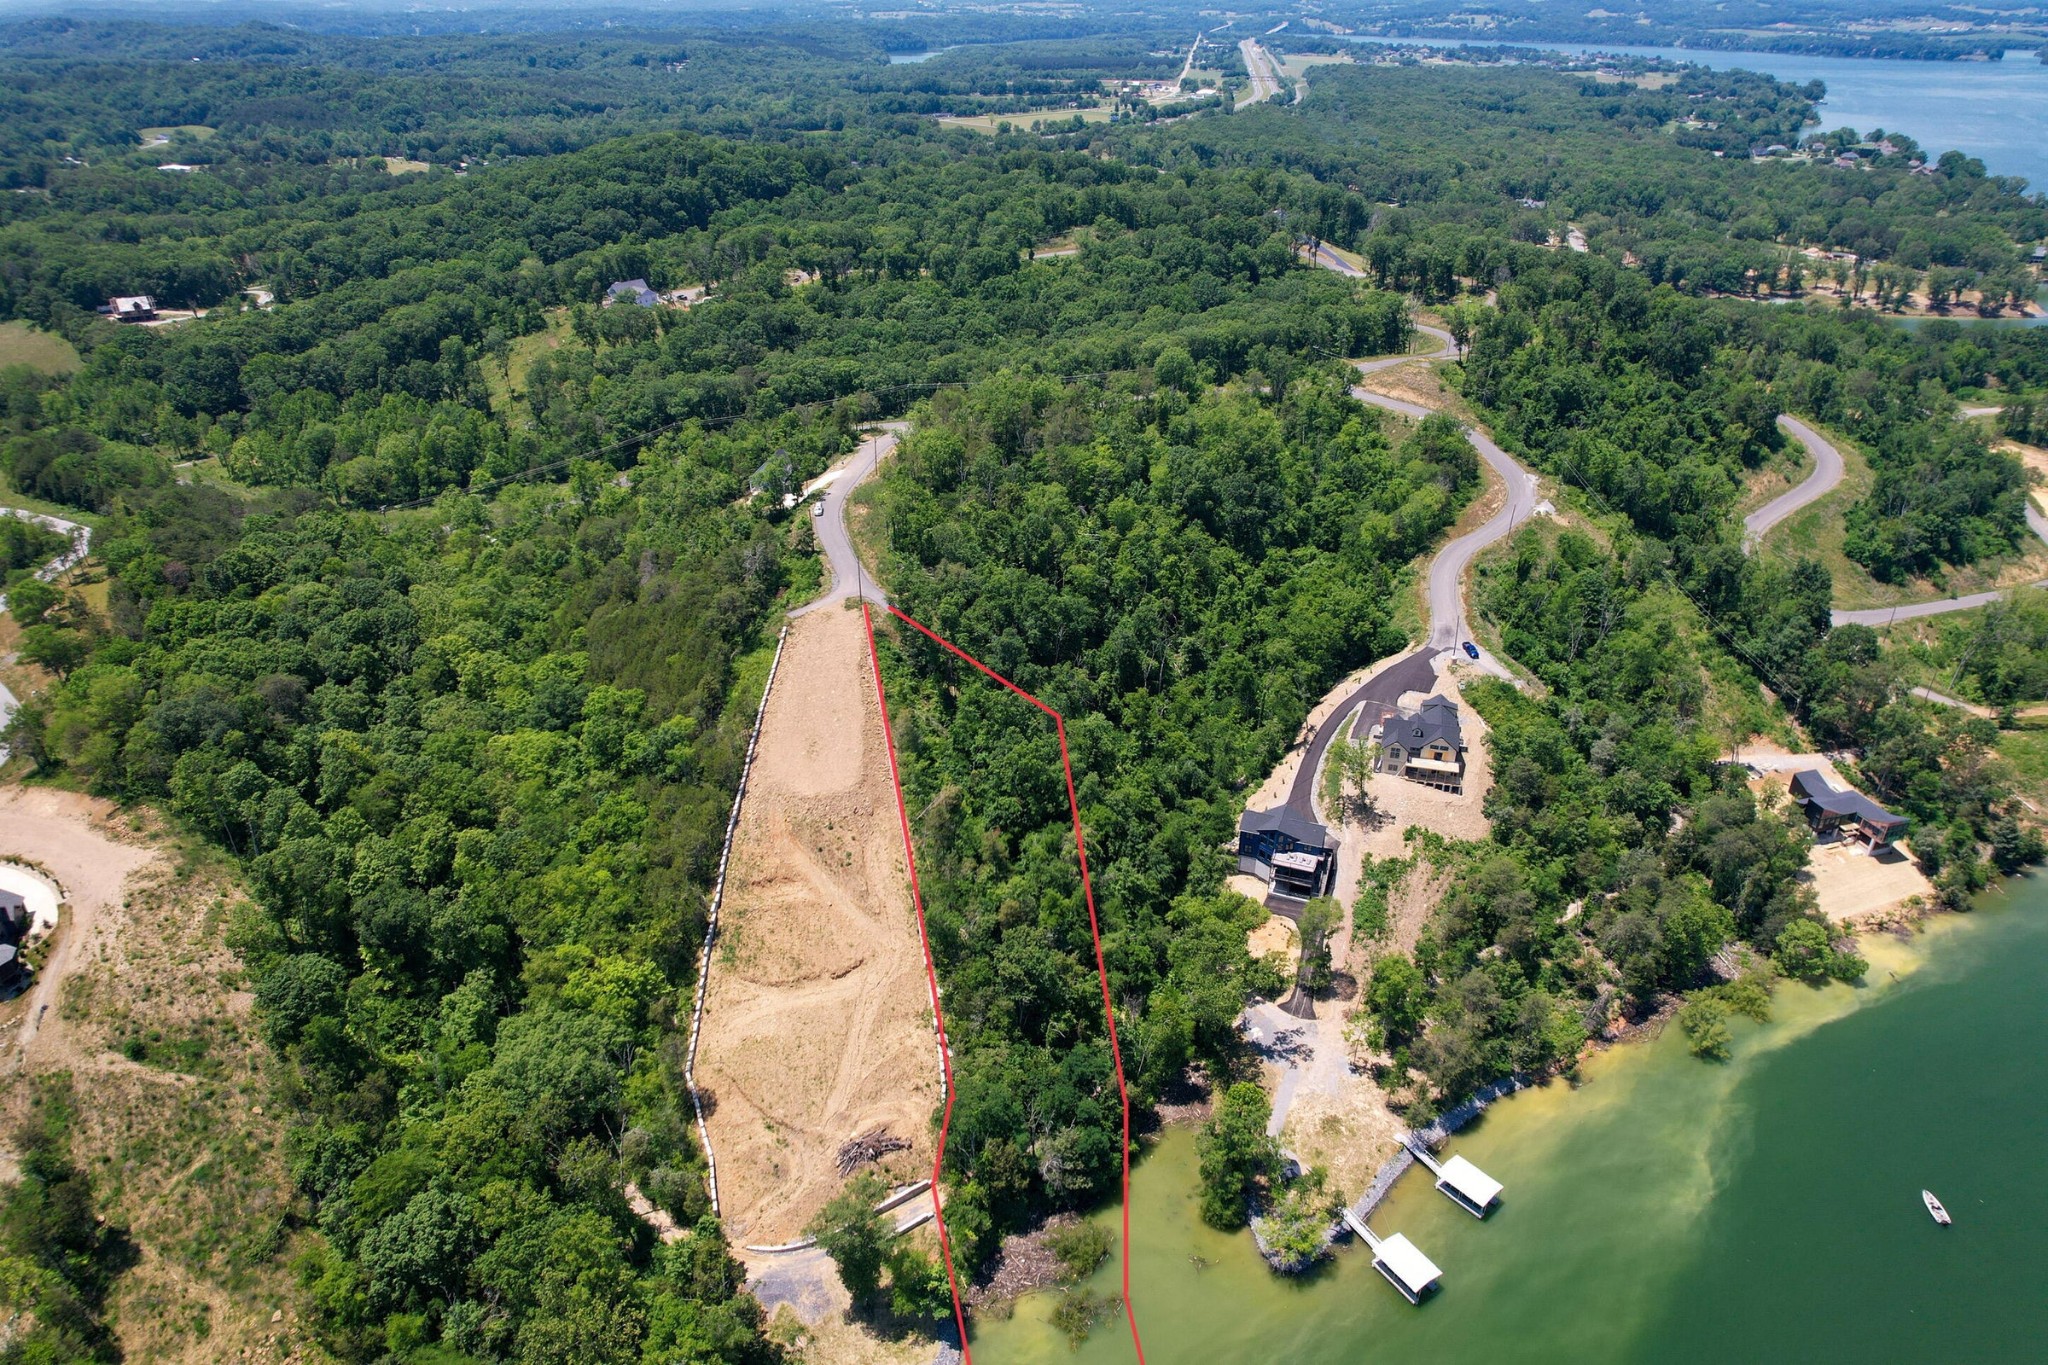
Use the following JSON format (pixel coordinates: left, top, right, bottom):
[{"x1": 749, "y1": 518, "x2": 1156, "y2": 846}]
[
  {"x1": 870, "y1": 363, "x2": 1472, "y2": 1249},
  {"x1": 1456, "y1": 248, "x2": 2030, "y2": 580},
  {"x1": 1, "y1": 8, "x2": 2046, "y2": 1358}
]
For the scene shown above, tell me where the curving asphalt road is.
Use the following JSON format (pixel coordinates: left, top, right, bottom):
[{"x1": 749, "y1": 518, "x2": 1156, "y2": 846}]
[
  {"x1": 1825, "y1": 440, "x2": 2048, "y2": 629},
  {"x1": 1744, "y1": 415, "x2": 1846, "y2": 552},
  {"x1": 1347, "y1": 382, "x2": 1541, "y2": 651},
  {"x1": 789, "y1": 422, "x2": 905, "y2": 618}
]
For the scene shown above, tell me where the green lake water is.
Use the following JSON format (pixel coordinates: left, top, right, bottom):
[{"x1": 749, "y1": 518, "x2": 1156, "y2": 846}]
[{"x1": 971, "y1": 877, "x2": 2048, "y2": 1364}]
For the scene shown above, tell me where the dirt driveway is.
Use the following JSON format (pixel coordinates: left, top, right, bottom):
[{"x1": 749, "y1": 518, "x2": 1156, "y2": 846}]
[{"x1": 0, "y1": 786, "x2": 159, "y2": 1065}]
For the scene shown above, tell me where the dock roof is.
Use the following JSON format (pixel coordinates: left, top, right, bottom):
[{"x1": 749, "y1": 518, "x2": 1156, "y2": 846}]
[
  {"x1": 1373, "y1": 1233, "x2": 1442, "y2": 1294},
  {"x1": 1437, "y1": 1154, "x2": 1503, "y2": 1210}
]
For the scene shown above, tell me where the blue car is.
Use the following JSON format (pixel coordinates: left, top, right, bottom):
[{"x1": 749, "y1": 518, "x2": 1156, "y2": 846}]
[{"x1": 1462, "y1": 642, "x2": 1480, "y2": 660}]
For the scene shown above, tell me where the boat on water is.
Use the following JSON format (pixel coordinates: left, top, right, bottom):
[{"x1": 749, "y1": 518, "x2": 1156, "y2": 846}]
[{"x1": 1922, "y1": 1190, "x2": 1952, "y2": 1226}]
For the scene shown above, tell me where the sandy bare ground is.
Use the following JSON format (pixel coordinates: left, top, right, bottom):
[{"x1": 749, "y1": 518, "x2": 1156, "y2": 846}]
[
  {"x1": 0, "y1": 787, "x2": 309, "y2": 1362},
  {"x1": 0, "y1": 786, "x2": 158, "y2": 1061},
  {"x1": 697, "y1": 605, "x2": 940, "y2": 1253},
  {"x1": 1802, "y1": 839, "x2": 1935, "y2": 924}
]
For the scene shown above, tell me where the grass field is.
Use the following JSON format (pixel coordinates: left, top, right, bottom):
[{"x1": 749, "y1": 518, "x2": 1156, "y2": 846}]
[
  {"x1": 1277, "y1": 53, "x2": 1352, "y2": 78},
  {"x1": 0, "y1": 321, "x2": 80, "y2": 375},
  {"x1": 483, "y1": 307, "x2": 575, "y2": 423},
  {"x1": 938, "y1": 105, "x2": 1113, "y2": 134}
]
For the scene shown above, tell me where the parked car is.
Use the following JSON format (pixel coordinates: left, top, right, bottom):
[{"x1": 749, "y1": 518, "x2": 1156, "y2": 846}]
[
  {"x1": 1462, "y1": 641, "x2": 1480, "y2": 659},
  {"x1": 812, "y1": 501, "x2": 824, "y2": 516}
]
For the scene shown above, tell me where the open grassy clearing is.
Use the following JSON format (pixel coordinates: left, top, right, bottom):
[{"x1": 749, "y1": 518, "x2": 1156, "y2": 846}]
[
  {"x1": 1593, "y1": 69, "x2": 1680, "y2": 89},
  {"x1": 1993, "y1": 718, "x2": 2048, "y2": 810},
  {"x1": 137, "y1": 124, "x2": 215, "y2": 144},
  {"x1": 1755, "y1": 418, "x2": 2048, "y2": 610},
  {"x1": 0, "y1": 320, "x2": 80, "y2": 374},
  {"x1": 483, "y1": 306, "x2": 574, "y2": 424},
  {"x1": 937, "y1": 105, "x2": 1113, "y2": 134},
  {"x1": 1277, "y1": 52, "x2": 1353, "y2": 78}
]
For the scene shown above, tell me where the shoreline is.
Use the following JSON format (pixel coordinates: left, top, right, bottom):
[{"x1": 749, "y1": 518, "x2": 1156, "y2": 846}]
[{"x1": 975, "y1": 887, "x2": 2001, "y2": 1322}]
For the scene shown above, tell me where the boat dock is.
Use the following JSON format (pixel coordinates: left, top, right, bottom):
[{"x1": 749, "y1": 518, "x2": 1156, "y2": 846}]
[
  {"x1": 1405, "y1": 1136, "x2": 1504, "y2": 1217},
  {"x1": 1344, "y1": 1210, "x2": 1442, "y2": 1303}
]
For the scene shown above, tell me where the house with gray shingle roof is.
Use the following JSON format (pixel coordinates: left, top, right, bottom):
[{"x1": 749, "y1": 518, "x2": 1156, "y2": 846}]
[{"x1": 1374, "y1": 695, "x2": 1466, "y2": 793}]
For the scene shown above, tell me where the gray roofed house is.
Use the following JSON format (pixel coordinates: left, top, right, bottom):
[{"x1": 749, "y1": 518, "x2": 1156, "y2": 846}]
[
  {"x1": 1375, "y1": 695, "x2": 1467, "y2": 793},
  {"x1": 1236, "y1": 805, "x2": 1334, "y2": 899},
  {"x1": 605, "y1": 278, "x2": 660, "y2": 308},
  {"x1": 1788, "y1": 769, "x2": 1908, "y2": 847}
]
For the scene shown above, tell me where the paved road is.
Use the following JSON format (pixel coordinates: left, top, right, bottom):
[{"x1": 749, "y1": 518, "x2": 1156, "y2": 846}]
[
  {"x1": 1340, "y1": 321, "x2": 1538, "y2": 652},
  {"x1": 1910, "y1": 686, "x2": 1992, "y2": 718},
  {"x1": 1237, "y1": 39, "x2": 1280, "y2": 107},
  {"x1": 1820, "y1": 411, "x2": 2048, "y2": 626},
  {"x1": 1280, "y1": 648, "x2": 1442, "y2": 818},
  {"x1": 789, "y1": 423, "x2": 905, "y2": 617},
  {"x1": 1829, "y1": 504, "x2": 2048, "y2": 627},
  {"x1": 1744, "y1": 415, "x2": 1847, "y2": 551}
]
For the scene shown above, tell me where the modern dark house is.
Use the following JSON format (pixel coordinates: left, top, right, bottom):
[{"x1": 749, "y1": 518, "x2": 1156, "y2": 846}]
[
  {"x1": 0, "y1": 943, "x2": 26, "y2": 993},
  {"x1": 1789, "y1": 769, "x2": 1909, "y2": 848},
  {"x1": 0, "y1": 889, "x2": 27, "y2": 947},
  {"x1": 604, "y1": 278, "x2": 660, "y2": 308},
  {"x1": 1374, "y1": 695, "x2": 1467, "y2": 793},
  {"x1": 1236, "y1": 805, "x2": 1335, "y2": 899}
]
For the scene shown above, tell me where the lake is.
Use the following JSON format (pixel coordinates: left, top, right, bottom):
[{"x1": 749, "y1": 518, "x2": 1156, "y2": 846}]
[
  {"x1": 890, "y1": 39, "x2": 2048, "y2": 190},
  {"x1": 971, "y1": 877, "x2": 2048, "y2": 1364},
  {"x1": 1359, "y1": 39, "x2": 2048, "y2": 191}
]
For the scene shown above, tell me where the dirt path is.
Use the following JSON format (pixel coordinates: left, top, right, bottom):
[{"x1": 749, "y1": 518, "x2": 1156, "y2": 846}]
[{"x1": 694, "y1": 605, "x2": 939, "y2": 1250}]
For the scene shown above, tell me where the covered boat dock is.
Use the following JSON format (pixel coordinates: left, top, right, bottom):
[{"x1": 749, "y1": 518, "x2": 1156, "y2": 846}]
[
  {"x1": 1343, "y1": 1211, "x2": 1443, "y2": 1303},
  {"x1": 1406, "y1": 1138, "x2": 1504, "y2": 1218}
]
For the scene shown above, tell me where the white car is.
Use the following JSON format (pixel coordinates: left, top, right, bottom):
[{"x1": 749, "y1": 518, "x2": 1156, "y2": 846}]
[{"x1": 811, "y1": 502, "x2": 824, "y2": 517}]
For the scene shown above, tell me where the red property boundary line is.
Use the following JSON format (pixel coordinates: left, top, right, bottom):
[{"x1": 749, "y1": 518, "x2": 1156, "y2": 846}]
[{"x1": 863, "y1": 601, "x2": 1148, "y2": 1365}]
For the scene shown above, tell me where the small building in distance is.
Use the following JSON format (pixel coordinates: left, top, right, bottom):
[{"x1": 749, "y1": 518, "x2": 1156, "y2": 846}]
[
  {"x1": 109, "y1": 294, "x2": 157, "y2": 322},
  {"x1": 1235, "y1": 805, "x2": 1335, "y2": 900},
  {"x1": 604, "y1": 278, "x2": 660, "y2": 308},
  {"x1": 1374, "y1": 695, "x2": 1467, "y2": 793},
  {"x1": 1789, "y1": 769, "x2": 1908, "y2": 848}
]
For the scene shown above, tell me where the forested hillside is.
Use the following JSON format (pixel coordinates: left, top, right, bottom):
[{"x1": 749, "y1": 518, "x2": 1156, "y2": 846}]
[
  {"x1": 2, "y1": 11, "x2": 2046, "y2": 1359},
  {"x1": 870, "y1": 363, "x2": 1473, "y2": 1251},
  {"x1": 0, "y1": 35, "x2": 1422, "y2": 1350},
  {"x1": 1134, "y1": 62, "x2": 2045, "y2": 291}
]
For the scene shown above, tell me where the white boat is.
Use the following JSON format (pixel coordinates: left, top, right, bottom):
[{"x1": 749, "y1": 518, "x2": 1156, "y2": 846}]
[{"x1": 1922, "y1": 1190, "x2": 1952, "y2": 1226}]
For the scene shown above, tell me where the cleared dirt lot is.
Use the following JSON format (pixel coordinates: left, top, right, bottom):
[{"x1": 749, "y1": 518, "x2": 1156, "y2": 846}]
[{"x1": 696, "y1": 605, "x2": 939, "y2": 1249}]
